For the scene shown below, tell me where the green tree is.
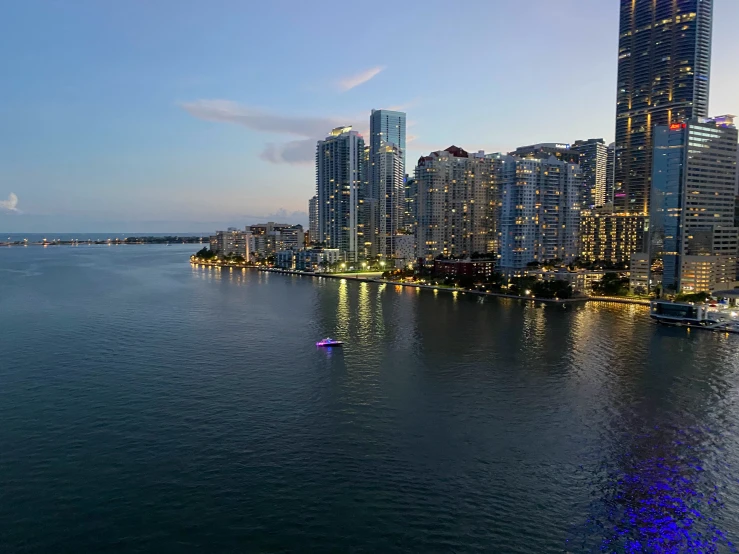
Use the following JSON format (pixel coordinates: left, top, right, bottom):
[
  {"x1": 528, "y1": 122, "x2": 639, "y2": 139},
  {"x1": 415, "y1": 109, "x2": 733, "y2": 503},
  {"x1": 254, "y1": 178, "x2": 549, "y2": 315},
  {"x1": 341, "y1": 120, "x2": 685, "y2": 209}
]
[{"x1": 592, "y1": 273, "x2": 630, "y2": 296}]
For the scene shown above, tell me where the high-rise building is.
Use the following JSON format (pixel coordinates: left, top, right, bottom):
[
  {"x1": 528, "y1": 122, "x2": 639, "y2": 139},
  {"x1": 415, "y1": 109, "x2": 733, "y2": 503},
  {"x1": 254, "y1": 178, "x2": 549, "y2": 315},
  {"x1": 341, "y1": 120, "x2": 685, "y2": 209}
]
[
  {"x1": 415, "y1": 146, "x2": 496, "y2": 261},
  {"x1": 403, "y1": 175, "x2": 418, "y2": 233},
  {"x1": 369, "y1": 109, "x2": 407, "y2": 259},
  {"x1": 308, "y1": 195, "x2": 319, "y2": 245},
  {"x1": 370, "y1": 109, "x2": 406, "y2": 165},
  {"x1": 579, "y1": 208, "x2": 646, "y2": 265},
  {"x1": 614, "y1": 0, "x2": 713, "y2": 215},
  {"x1": 572, "y1": 138, "x2": 608, "y2": 208},
  {"x1": 316, "y1": 126, "x2": 366, "y2": 261},
  {"x1": 510, "y1": 143, "x2": 580, "y2": 164},
  {"x1": 650, "y1": 115, "x2": 738, "y2": 293},
  {"x1": 375, "y1": 144, "x2": 405, "y2": 259},
  {"x1": 497, "y1": 155, "x2": 582, "y2": 269},
  {"x1": 606, "y1": 142, "x2": 616, "y2": 205}
]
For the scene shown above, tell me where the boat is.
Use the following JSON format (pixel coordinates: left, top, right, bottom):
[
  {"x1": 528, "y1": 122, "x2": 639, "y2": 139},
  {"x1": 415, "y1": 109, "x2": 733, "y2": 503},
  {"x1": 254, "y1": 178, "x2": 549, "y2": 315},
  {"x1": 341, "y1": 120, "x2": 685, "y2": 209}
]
[
  {"x1": 650, "y1": 300, "x2": 739, "y2": 333},
  {"x1": 316, "y1": 338, "x2": 344, "y2": 347}
]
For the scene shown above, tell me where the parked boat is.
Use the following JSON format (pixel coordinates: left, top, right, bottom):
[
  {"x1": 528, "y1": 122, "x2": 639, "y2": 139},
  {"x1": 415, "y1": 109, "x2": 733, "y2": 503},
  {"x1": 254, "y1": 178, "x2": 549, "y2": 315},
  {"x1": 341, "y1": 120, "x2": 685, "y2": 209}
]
[{"x1": 650, "y1": 300, "x2": 739, "y2": 333}]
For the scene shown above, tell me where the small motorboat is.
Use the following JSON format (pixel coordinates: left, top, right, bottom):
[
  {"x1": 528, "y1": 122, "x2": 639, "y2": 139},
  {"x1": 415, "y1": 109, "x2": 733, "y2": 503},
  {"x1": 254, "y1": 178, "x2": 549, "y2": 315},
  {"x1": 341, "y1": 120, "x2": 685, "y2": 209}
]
[{"x1": 316, "y1": 337, "x2": 344, "y2": 347}]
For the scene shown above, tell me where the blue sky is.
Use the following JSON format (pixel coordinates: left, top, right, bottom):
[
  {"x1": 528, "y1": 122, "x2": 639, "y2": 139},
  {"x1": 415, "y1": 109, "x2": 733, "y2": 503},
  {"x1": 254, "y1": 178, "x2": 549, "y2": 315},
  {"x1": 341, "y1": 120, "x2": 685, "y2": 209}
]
[{"x1": 1, "y1": 0, "x2": 738, "y2": 232}]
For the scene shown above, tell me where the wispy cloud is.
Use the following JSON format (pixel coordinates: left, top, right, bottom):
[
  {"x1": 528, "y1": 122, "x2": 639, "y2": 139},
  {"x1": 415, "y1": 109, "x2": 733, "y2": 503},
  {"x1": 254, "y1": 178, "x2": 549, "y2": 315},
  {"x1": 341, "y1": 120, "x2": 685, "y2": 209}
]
[
  {"x1": 337, "y1": 66, "x2": 384, "y2": 92},
  {"x1": 0, "y1": 192, "x2": 19, "y2": 212},
  {"x1": 259, "y1": 139, "x2": 317, "y2": 165},
  {"x1": 181, "y1": 100, "x2": 343, "y2": 137},
  {"x1": 181, "y1": 100, "x2": 349, "y2": 164}
]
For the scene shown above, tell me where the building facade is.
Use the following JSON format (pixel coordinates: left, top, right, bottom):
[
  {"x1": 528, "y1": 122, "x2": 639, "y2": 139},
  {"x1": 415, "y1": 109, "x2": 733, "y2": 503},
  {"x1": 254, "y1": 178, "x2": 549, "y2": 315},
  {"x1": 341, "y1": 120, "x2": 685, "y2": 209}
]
[
  {"x1": 572, "y1": 138, "x2": 608, "y2": 208},
  {"x1": 403, "y1": 176, "x2": 418, "y2": 234},
  {"x1": 375, "y1": 144, "x2": 405, "y2": 259},
  {"x1": 510, "y1": 143, "x2": 580, "y2": 164},
  {"x1": 606, "y1": 142, "x2": 616, "y2": 206},
  {"x1": 248, "y1": 222, "x2": 300, "y2": 258},
  {"x1": 497, "y1": 155, "x2": 582, "y2": 269},
  {"x1": 393, "y1": 234, "x2": 416, "y2": 268},
  {"x1": 316, "y1": 126, "x2": 366, "y2": 261},
  {"x1": 579, "y1": 209, "x2": 646, "y2": 265},
  {"x1": 650, "y1": 115, "x2": 738, "y2": 293},
  {"x1": 415, "y1": 147, "x2": 496, "y2": 261},
  {"x1": 308, "y1": 195, "x2": 319, "y2": 245},
  {"x1": 210, "y1": 228, "x2": 250, "y2": 259},
  {"x1": 614, "y1": 0, "x2": 713, "y2": 215},
  {"x1": 433, "y1": 260, "x2": 496, "y2": 280},
  {"x1": 369, "y1": 109, "x2": 406, "y2": 259}
]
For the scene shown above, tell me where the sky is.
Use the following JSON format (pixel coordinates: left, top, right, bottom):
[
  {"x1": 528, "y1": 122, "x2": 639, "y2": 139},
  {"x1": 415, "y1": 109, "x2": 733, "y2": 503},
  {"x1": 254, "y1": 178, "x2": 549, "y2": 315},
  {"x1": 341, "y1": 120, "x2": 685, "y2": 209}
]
[{"x1": 1, "y1": 0, "x2": 738, "y2": 233}]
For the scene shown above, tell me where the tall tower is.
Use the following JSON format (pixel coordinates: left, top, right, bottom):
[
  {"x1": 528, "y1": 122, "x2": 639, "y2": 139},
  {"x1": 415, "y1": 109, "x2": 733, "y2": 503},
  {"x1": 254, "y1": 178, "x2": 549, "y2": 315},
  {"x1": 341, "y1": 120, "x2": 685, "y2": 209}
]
[
  {"x1": 308, "y1": 195, "x2": 318, "y2": 245},
  {"x1": 650, "y1": 115, "x2": 738, "y2": 293},
  {"x1": 315, "y1": 126, "x2": 366, "y2": 261},
  {"x1": 614, "y1": 0, "x2": 713, "y2": 215},
  {"x1": 369, "y1": 109, "x2": 406, "y2": 258},
  {"x1": 572, "y1": 138, "x2": 608, "y2": 208}
]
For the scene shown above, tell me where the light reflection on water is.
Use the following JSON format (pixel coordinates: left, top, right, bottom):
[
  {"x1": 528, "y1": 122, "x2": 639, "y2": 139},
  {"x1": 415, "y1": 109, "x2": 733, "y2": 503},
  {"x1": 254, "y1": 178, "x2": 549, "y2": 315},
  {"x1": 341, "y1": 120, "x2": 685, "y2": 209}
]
[{"x1": 1, "y1": 247, "x2": 739, "y2": 552}]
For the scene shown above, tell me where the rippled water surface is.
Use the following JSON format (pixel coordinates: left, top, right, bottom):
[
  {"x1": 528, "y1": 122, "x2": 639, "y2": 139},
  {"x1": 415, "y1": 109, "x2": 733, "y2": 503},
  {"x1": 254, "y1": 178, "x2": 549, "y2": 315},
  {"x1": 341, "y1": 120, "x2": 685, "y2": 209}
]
[{"x1": 2, "y1": 245, "x2": 739, "y2": 553}]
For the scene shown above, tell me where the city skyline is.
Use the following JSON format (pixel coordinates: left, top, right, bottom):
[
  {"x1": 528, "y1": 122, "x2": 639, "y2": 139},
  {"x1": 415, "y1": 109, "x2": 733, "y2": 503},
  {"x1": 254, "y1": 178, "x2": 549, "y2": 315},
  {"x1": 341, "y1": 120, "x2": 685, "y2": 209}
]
[{"x1": 2, "y1": 0, "x2": 739, "y2": 232}]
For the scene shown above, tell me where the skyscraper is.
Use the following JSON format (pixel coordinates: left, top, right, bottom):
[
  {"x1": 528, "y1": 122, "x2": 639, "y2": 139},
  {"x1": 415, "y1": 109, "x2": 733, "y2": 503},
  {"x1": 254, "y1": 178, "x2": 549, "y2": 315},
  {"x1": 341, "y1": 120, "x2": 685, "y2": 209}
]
[
  {"x1": 572, "y1": 138, "x2": 608, "y2": 208},
  {"x1": 369, "y1": 109, "x2": 406, "y2": 258},
  {"x1": 614, "y1": 0, "x2": 713, "y2": 214},
  {"x1": 370, "y1": 109, "x2": 406, "y2": 165},
  {"x1": 375, "y1": 144, "x2": 405, "y2": 258},
  {"x1": 315, "y1": 126, "x2": 366, "y2": 261},
  {"x1": 606, "y1": 142, "x2": 616, "y2": 205},
  {"x1": 308, "y1": 195, "x2": 318, "y2": 245},
  {"x1": 650, "y1": 115, "x2": 738, "y2": 293}
]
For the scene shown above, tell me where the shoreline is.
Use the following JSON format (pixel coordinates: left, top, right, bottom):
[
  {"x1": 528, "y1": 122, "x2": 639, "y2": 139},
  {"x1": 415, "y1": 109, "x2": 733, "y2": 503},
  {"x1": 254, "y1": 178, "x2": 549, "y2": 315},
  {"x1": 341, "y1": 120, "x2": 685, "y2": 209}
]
[
  {"x1": 2, "y1": 238, "x2": 206, "y2": 247},
  {"x1": 190, "y1": 259, "x2": 652, "y2": 306}
]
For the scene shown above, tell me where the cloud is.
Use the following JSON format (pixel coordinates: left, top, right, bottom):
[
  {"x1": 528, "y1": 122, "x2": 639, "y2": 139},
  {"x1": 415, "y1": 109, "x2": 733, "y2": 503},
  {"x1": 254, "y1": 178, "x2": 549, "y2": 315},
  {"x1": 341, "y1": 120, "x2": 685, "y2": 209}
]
[
  {"x1": 256, "y1": 208, "x2": 309, "y2": 225},
  {"x1": 0, "y1": 192, "x2": 19, "y2": 212},
  {"x1": 337, "y1": 66, "x2": 384, "y2": 92},
  {"x1": 259, "y1": 139, "x2": 316, "y2": 165},
  {"x1": 182, "y1": 100, "x2": 357, "y2": 165},
  {"x1": 181, "y1": 100, "x2": 343, "y2": 137}
]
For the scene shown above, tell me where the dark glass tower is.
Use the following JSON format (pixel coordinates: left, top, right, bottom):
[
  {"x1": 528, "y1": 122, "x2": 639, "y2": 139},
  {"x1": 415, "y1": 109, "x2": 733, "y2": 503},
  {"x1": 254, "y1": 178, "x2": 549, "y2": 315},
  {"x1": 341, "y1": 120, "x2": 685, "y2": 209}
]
[{"x1": 614, "y1": 0, "x2": 712, "y2": 215}]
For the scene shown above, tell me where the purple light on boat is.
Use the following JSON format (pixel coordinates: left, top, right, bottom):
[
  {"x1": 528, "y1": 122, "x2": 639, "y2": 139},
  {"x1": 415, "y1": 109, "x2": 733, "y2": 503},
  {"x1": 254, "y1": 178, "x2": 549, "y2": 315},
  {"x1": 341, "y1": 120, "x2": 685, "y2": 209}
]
[{"x1": 316, "y1": 338, "x2": 343, "y2": 347}]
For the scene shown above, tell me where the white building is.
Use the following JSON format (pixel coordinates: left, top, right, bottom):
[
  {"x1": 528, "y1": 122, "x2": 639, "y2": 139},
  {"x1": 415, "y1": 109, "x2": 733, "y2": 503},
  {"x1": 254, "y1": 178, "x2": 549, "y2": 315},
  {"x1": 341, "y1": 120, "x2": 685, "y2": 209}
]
[
  {"x1": 316, "y1": 126, "x2": 366, "y2": 261},
  {"x1": 415, "y1": 146, "x2": 496, "y2": 260},
  {"x1": 211, "y1": 228, "x2": 250, "y2": 259},
  {"x1": 498, "y1": 155, "x2": 581, "y2": 269},
  {"x1": 375, "y1": 144, "x2": 405, "y2": 259}
]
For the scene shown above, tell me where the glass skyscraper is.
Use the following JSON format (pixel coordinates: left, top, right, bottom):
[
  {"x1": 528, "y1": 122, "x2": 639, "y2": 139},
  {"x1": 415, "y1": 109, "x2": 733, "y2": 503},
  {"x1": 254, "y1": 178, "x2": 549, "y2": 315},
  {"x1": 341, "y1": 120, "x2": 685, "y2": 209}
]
[
  {"x1": 368, "y1": 109, "x2": 407, "y2": 258},
  {"x1": 650, "y1": 116, "x2": 738, "y2": 292},
  {"x1": 369, "y1": 110, "x2": 406, "y2": 168},
  {"x1": 614, "y1": 0, "x2": 713, "y2": 215}
]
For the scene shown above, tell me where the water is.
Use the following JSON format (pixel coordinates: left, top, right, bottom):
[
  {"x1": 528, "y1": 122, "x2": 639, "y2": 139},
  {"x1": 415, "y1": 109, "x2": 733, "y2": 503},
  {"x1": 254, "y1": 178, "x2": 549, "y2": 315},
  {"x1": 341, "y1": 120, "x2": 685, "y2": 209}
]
[
  {"x1": 2, "y1": 245, "x2": 739, "y2": 553},
  {"x1": 0, "y1": 232, "x2": 207, "y2": 243}
]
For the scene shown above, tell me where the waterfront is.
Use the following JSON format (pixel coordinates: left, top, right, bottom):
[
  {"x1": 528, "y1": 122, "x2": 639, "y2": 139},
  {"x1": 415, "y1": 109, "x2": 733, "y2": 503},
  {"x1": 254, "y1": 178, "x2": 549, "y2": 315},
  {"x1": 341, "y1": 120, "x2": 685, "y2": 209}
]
[{"x1": 2, "y1": 245, "x2": 739, "y2": 552}]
